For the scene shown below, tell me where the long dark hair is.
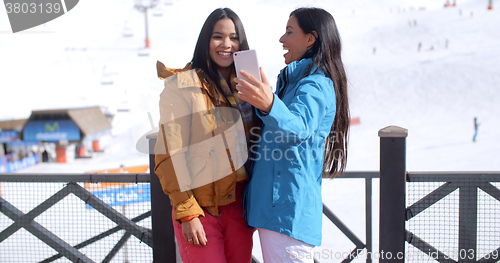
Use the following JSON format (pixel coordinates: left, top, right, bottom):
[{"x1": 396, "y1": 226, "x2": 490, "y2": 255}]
[
  {"x1": 191, "y1": 8, "x2": 249, "y2": 105},
  {"x1": 290, "y1": 7, "x2": 350, "y2": 178}
]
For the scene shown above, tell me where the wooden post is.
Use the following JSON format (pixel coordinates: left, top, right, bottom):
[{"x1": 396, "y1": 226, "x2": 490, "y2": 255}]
[
  {"x1": 458, "y1": 183, "x2": 477, "y2": 262},
  {"x1": 148, "y1": 133, "x2": 177, "y2": 263},
  {"x1": 379, "y1": 126, "x2": 408, "y2": 262}
]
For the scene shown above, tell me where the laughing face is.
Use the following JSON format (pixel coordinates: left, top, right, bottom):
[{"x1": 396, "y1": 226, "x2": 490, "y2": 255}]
[
  {"x1": 279, "y1": 15, "x2": 315, "y2": 65},
  {"x1": 209, "y1": 18, "x2": 240, "y2": 72}
]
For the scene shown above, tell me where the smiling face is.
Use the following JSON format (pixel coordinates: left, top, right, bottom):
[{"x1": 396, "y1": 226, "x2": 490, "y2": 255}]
[
  {"x1": 279, "y1": 15, "x2": 315, "y2": 65},
  {"x1": 209, "y1": 18, "x2": 240, "y2": 72}
]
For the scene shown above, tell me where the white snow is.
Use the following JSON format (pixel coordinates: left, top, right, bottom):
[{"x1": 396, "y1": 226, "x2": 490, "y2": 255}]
[{"x1": 1, "y1": 0, "x2": 499, "y2": 262}]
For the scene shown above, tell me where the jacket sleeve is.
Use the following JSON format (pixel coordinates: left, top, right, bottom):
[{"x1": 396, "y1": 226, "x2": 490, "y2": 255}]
[
  {"x1": 154, "y1": 75, "x2": 205, "y2": 223},
  {"x1": 257, "y1": 78, "x2": 334, "y2": 142}
]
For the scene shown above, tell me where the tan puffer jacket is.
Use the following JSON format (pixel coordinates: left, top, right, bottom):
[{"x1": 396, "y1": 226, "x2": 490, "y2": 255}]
[{"x1": 154, "y1": 61, "x2": 250, "y2": 223}]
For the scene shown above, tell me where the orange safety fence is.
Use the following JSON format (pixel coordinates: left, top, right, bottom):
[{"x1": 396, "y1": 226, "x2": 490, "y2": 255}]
[{"x1": 85, "y1": 165, "x2": 149, "y2": 190}]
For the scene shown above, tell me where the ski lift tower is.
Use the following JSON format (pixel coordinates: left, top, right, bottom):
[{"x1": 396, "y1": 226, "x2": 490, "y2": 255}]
[{"x1": 134, "y1": 0, "x2": 159, "y2": 49}]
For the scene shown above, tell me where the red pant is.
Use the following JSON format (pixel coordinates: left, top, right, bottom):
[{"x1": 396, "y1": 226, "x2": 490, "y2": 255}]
[{"x1": 172, "y1": 183, "x2": 254, "y2": 263}]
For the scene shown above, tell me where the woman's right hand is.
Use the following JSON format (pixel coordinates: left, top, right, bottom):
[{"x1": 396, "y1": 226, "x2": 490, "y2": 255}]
[
  {"x1": 235, "y1": 67, "x2": 274, "y2": 113},
  {"x1": 182, "y1": 217, "x2": 208, "y2": 247}
]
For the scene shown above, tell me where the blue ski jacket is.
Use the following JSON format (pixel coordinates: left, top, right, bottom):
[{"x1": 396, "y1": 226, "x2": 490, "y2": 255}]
[{"x1": 245, "y1": 58, "x2": 336, "y2": 246}]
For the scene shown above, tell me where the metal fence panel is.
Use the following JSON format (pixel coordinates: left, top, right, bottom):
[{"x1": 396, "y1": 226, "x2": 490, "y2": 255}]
[
  {"x1": 405, "y1": 175, "x2": 500, "y2": 263},
  {"x1": 0, "y1": 176, "x2": 152, "y2": 263}
]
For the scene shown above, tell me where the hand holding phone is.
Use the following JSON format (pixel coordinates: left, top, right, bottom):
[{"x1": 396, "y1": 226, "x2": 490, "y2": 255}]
[
  {"x1": 233, "y1": 50, "x2": 261, "y2": 83},
  {"x1": 233, "y1": 50, "x2": 274, "y2": 113}
]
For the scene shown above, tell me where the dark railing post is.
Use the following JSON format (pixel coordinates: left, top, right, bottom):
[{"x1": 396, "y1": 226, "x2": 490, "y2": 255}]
[
  {"x1": 148, "y1": 133, "x2": 177, "y2": 263},
  {"x1": 365, "y1": 177, "x2": 373, "y2": 263},
  {"x1": 458, "y1": 183, "x2": 477, "y2": 262},
  {"x1": 379, "y1": 126, "x2": 407, "y2": 262}
]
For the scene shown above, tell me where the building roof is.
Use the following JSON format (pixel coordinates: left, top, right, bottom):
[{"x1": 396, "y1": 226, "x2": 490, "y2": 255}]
[
  {"x1": 66, "y1": 107, "x2": 112, "y2": 136},
  {"x1": 0, "y1": 119, "x2": 27, "y2": 131},
  {"x1": 26, "y1": 106, "x2": 112, "y2": 138}
]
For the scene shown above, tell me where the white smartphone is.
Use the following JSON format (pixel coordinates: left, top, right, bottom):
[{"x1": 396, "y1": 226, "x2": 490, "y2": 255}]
[{"x1": 233, "y1": 49, "x2": 261, "y2": 83}]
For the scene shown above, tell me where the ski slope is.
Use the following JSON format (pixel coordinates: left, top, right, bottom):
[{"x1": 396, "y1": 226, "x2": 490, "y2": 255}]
[{"x1": 1, "y1": 0, "x2": 499, "y2": 262}]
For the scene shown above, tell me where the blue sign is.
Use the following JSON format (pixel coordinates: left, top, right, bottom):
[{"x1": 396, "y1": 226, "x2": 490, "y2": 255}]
[
  {"x1": 8, "y1": 141, "x2": 39, "y2": 147},
  {"x1": 0, "y1": 131, "x2": 17, "y2": 143},
  {"x1": 23, "y1": 120, "x2": 81, "y2": 141},
  {"x1": 3, "y1": 154, "x2": 39, "y2": 173},
  {"x1": 89, "y1": 185, "x2": 151, "y2": 208},
  {"x1": 0, "y1": 157, "x2": 6, "y2": 173}
]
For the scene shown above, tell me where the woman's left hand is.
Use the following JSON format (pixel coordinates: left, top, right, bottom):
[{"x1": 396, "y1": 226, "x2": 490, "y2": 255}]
[{"x1": 235, "y1": 67, "x2": 274, "y2": 113}]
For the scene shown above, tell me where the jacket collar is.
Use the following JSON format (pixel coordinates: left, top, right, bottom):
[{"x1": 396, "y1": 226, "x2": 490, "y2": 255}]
[
  {"x1": 156, "y1": 60, "x2": 192, "y2": 80},
  {"x1": 277, "y1": 58, "x2": 317, "y2": 99},
  {"x1": 282, "y1": 58, "x2": 314, "y2": 84},
  {"x1": 156, "y1": 60, "x2": 227, "y2": 105}
]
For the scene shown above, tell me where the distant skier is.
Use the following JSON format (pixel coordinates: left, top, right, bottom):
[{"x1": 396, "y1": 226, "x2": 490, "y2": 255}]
[
  {"x1": 473, "y1": 117, "x2": 480, "y2": 142},
  {"x1": 418, "y1": 42, "x2": 422, "y2": 52}
]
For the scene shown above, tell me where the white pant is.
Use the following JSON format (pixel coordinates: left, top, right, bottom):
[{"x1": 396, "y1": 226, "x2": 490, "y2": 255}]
[{"x1": 258, "y1": 228, "x2": 316, "y2": 263}]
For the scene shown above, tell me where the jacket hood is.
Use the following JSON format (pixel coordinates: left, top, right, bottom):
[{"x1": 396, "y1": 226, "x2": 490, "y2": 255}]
[{"x1": 156, "y1": 61, "x2": 192, "y2": 80}]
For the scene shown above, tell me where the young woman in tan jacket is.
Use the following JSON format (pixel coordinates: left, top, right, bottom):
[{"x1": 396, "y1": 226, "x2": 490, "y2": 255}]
[{"x1": 154, "y1": 7, "x2": 260, "y2": 263}]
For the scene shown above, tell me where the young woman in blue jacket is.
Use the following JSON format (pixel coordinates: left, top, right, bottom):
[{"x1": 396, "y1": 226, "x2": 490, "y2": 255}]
[{"x1": 235, "y1": 7, "x2": 350, "y2": 262}]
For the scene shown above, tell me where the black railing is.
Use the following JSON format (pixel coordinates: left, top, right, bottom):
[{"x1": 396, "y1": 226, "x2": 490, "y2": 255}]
[
  {"x1": 147, "y1": 134, "x2": 378, "y2": 263},
  {"x1": 0, "y1": 173, "x2": 152, "y2": 263},
  {"x1": 321, "y1": 171, "x2": 379, "y2": 263},
  {"x1": 378, "y1": 126, "x2": 500, "y2": 263},
  {"x1": 405, "y1": 173, "x2": 500, "y2": 263},
  {"x1": 3, "y1": 126, "x2": 495, "y2": 262},
  {"x1": 0, "y1": 128, "x2": 386, "y2": 263}
]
